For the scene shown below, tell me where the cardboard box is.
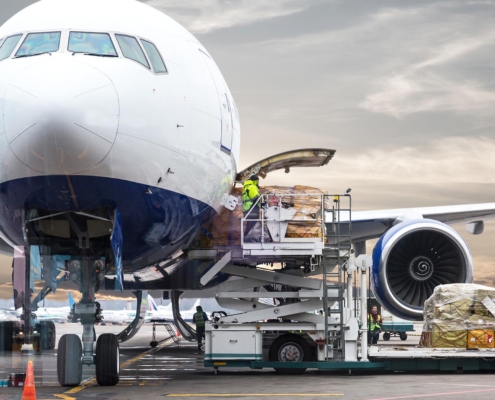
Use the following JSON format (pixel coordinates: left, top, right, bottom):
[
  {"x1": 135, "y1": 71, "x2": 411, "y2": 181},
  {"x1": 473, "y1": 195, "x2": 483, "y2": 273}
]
[
  {"x1": 467, "y1": 329, "x2": 495, "y2": 349},
  {"x1": 431, "y1": 324, "x2": 467, "y2": 348}
]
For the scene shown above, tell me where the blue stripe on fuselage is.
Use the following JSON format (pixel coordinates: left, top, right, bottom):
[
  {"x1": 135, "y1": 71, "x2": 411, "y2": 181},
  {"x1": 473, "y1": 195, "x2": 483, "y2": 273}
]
[{"x1": 0, "y1": 175, "x2": 212, "y2": 270}]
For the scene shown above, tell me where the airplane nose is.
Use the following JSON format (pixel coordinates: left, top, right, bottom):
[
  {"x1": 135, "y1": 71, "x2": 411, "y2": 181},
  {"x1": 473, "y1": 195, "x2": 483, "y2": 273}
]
[{"x1": 3, "y1": 59, "x2": 119, "y2": 174}]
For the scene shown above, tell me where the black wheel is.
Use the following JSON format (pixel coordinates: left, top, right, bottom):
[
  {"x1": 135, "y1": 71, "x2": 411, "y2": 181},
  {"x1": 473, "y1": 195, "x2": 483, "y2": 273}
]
[
  {"x1": 383, "y1": 332, "x2": 391, "y2": 341},
  {"x1": 400, "y1": 332, "x2": 408, "y2": 341},
  {"x1": 39, "y1": 321, "x2": 56, "y2": 350},
  {"x1": 150, "y1": 341, "x2": 158, "y2": 348},
  {"x1": 269, "y1": 334, "x2": 311, "y2": 374},
  {"x1": 0, "y1": 321, "x2": 14, "y2": 352},
  {"x1": 57, "y1": 334, "x2": 82, "y2": 386},
  {"x1": 95, "y1": 333, "x2": 120, "y2": 386}
]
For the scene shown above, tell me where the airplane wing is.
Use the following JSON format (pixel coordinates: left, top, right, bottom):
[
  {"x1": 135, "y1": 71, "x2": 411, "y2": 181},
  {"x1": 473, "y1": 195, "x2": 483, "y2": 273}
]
[{"x1": 346, "y1": 203, "x2": 495, "y2": 243}]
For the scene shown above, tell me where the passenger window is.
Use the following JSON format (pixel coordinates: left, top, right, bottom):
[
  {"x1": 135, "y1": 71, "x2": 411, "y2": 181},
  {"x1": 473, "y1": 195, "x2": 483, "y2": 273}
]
[
  {"x1": 0, "y1": 34, "x2": 22, "y2": 61},
  {"x1": 15, "y1": 32, "x2": 61, "y2": 57},
  {"x1": 141, "y1": 40, "x2": 167, "y2": 73},
  {"x1": 68, "y1": 32, "x2": 117, "y2": 56},
  {"x1": 115, "y1": 34, "x2": 149, "y2": 68}
]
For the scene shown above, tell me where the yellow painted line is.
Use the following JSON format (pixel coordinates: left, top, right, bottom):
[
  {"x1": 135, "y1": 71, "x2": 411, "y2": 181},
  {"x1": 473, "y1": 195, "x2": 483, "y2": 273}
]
[
  {"x1": 166, "y1": 395, "x2": 344, "y2": 397},
  {"x1": 65, "y1": 377, "x2": 97, "y2": 394},
  {"x1": 53, "y1": 337, "x2": 174, "y2": 397},
  {"x1": 54, "y1": 394, "x2": 76, "y2": 400}
]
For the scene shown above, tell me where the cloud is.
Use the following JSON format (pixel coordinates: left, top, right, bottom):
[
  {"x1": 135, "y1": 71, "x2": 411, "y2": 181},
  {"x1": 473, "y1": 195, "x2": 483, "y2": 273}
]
[
  {"x1": 361, "y1": 31, "x2": 495, "y2": 117},
  {"x1": 337, "y1": 135, "x2": 495, "y2": 184},
  {"x1": 245, "y1": 1, "x2": 495, "y2": 119},
  {"x1": 140, "y1": 0, "x2": 318, "y2": 34}
]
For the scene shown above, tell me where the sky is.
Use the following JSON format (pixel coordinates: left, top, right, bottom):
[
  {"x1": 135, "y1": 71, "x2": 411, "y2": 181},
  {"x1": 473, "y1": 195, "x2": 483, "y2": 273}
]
[{"x1": 0, "y1": 0, "x2": 495, "y2": 301}]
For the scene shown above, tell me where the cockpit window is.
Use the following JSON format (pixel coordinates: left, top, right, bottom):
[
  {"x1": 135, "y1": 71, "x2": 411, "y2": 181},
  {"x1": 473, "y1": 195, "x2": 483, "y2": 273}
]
[
  {"x1": 0, "y1": 34, "x2": 22, "y2": 61},
  {"x1": 141, "y1": 40, "x2": 167, "y2": 73},
  {"x1": 115, "y1": 34, "x2": 149, "y2": 69},
  {"x1": 15, "y1": 32, "x2": 61, "y2": 57},
  {"x1": 68, "y1": 32, "x2": 118, "y2": 56}
]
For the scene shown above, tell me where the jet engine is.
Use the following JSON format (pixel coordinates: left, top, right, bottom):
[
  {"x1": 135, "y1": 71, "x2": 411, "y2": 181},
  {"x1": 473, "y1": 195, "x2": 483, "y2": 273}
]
[{"x1": 371, "y1": 219, "x2": 473, "y2": 320}]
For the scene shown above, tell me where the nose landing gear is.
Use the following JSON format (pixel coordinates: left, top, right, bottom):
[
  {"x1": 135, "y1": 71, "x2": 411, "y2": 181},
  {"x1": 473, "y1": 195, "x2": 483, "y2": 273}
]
[{"x1": 57, "y1": 258, "x2": 120, "y2": 387}]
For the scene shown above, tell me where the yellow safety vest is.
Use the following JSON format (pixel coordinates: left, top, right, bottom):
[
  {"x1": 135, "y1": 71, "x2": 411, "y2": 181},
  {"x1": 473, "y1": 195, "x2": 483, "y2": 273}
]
[
  {"x1": 242, "y1": 180, "x2": 260, "y2": 212},
  {"x1": 368, "y1": 314, "x2": 382, "y2": 330},
  {"x1": 194, "y1": 312, "x2": 205, "y2": 327}
]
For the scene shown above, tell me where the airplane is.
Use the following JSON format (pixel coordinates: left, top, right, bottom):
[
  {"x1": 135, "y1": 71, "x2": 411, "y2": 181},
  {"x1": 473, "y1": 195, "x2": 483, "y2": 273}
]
[
  {"x1": 100, "y1": 309, "x2": 129, "y2": 325},
  {"x1": 0, "y1": 0, "x2": 495, "y2": 387},
  {"x1": 34, "y1": 291, "x2": 75, "y2": 323},
  {"x1": 0, "y1": 310, "x2": 18, "y2": 322},
  {"x1": 1, "y1": 292, "x2": 74, "y2": 323},
  {"x1": 146, "y1": 295, "x2": 173, "y2": 322}
]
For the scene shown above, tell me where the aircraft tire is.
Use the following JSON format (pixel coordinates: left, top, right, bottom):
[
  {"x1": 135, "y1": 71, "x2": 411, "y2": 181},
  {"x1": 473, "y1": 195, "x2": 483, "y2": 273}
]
[
  {"x1": 57, "y1": 334, "x2": 82, "y2": 386},
  {"x1": 269, "y1": 334, "x2": 310, "y2": 374},
  {"x1": 39, "y1": 321, "x2": 56, "y2": 350},
  {"x1": 0, "y1": 321, "x2": 14, "y2": 352},
  {"x1": 96, "y1": 333, "x2": 120, "y2": 386}
]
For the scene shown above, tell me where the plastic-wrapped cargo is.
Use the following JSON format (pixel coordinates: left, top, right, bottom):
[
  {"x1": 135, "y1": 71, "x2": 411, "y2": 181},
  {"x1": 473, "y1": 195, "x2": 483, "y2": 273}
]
[
  {"x1": 467, "y1": 329, "x2": 495, "y2": 349},
  {"x1": 197, "y1": 185, "x2": 328, "y2": 247},
  {"x1": 420, "y1": 284, "x2": 495, "y2": 348}
]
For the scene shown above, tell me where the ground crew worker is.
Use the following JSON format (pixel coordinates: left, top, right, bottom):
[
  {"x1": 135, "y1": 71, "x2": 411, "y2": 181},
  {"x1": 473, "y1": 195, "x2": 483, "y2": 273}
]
[
  {"x1": 242, "y1": 175, "x2": 260, "y2": 238},
  {"x1": 368, "y1": 305, "x2": 383, "y2": 344},
  {"x1": 192, "y1": 305, "x2": 208, "y2": 352}
]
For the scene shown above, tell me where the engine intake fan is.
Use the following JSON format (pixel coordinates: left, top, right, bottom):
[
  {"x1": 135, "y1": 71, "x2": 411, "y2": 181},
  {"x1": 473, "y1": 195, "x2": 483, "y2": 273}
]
[{"x1": 372, "y1": 219, "x2": 473, "y2": 320}]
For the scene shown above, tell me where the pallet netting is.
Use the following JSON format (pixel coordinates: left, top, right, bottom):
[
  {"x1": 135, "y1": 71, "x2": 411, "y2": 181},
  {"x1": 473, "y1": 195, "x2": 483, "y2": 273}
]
[{"x1": 420, "y1": 284, "x2": 495, "y2": 348}]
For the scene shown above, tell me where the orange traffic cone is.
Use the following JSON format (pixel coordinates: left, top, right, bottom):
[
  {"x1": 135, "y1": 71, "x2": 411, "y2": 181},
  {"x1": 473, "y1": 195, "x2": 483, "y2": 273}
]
[{"x1": 22, "y1": 361, "x2": 36, "y2": 400}]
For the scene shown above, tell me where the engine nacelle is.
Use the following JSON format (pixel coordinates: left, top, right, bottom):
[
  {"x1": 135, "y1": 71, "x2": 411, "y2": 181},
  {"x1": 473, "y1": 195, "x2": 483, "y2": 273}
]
[{"x1": 372, "y1": 219, "x2": 473, "y2": 320}]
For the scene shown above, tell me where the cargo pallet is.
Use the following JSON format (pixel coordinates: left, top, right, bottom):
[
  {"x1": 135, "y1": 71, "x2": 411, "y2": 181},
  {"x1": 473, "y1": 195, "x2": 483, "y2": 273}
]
[{"x1": 190, "y1": 192, "x2": 495, "y2": 374}]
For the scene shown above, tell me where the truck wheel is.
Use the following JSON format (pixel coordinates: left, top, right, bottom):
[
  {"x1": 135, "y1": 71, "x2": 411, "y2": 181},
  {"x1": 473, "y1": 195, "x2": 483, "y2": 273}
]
[
  {"x1": 95, "y1": 333, "x2": 120, "y2": 386},
  {"x1": 57, "y1": 334, "x2": 82, "y2": 386},
  {"x1": 269, "y1": 334, "x2": 310, "y2": 374},
  {"x1": 39, "y1": 321, "x2": 56, "y2": 350},
  {"x1": 383, "y1": 332, "x2": 391, "y2": 341},
  {"x1": 0, "y1": 321, "x2": 14, "y2": 352},
  {"x1": 400, "y1": 332, "x2": 408, "y2": 341}
]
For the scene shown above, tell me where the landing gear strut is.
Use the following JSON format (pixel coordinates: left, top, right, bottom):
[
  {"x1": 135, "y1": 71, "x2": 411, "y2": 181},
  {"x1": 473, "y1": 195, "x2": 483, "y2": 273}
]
[{"x1": 57, "y1": 258, "x2": 119, "y2": 386}]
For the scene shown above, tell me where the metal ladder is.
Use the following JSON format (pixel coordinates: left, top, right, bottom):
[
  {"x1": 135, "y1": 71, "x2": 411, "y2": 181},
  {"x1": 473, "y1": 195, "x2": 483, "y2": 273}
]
[
  {"x1": 322, "y1": 195, "x2": 352, "y2": 361},
  {"x1": 165, "y1": 322, "x2": 181, "y2": 345}
]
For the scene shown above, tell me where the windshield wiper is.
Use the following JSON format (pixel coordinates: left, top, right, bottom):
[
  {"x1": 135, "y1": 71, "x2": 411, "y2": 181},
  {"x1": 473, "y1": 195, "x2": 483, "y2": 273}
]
[
  {"x1": 82, "y1": 53, "x2": 118, "y2": 58},
  {"x1": 15, "y1": 51, "x2": 52, "y2": 59}
]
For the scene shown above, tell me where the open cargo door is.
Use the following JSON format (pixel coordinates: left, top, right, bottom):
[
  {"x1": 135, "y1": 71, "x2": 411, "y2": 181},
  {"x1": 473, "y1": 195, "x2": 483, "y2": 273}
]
[{"x1": 236, "y1": 148, "x2": 335, "y2": 182}]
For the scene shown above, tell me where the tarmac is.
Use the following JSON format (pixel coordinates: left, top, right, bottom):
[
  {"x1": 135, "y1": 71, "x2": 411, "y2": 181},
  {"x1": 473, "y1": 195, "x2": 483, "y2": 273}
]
[{"x1": 2, "y1": 323, "x2": 495, "y2": 400}]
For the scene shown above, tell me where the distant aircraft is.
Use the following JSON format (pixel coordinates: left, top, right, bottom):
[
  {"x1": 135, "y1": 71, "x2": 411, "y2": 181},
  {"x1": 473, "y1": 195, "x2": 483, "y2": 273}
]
[
  {"x1": 100, "y1": 309, "x2": 129, "y2": 325},
  {"x1": 1, "y1": 292, "x2": 74, "y2": 323},
  {"x1": 1, "y1": 0, "x2": 495, "y2": 387},
  {"x1": 0, "y1": 310, "x2": 18, "y2": 322},
  {"x1": 146, "y1": 295, "x2": 173, "y2": 322}
]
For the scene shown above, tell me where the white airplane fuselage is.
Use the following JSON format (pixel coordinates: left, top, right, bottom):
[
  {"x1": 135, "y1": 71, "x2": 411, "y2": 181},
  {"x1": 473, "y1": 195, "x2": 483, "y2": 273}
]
[{"x1": 0, "y1": 0, "x2": 240, "y2": 271}]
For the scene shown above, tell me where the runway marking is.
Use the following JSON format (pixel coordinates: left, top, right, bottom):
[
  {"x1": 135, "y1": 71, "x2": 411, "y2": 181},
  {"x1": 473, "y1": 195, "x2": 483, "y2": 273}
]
[
  {"x1": 368, "y1": 388, "x2": 495, "y2": 399},
  {"x1": 166, "y1": 395, "x2": 344, "y2": 397},
  {"x1": 53, "y1": 337, "x2": 174, "y2": 398}
]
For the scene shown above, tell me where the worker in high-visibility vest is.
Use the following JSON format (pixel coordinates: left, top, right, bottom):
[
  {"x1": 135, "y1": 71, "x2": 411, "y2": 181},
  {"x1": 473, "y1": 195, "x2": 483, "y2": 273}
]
[
  {"x1": 242, "y1": 175, "x2": 260, "y2": 238},
  {"x1": 193, "y1": 305, "x2": 208, "y2": 352},
  {"x1": 368, "y1": 305, "x2": 383, "y2": 344}
]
